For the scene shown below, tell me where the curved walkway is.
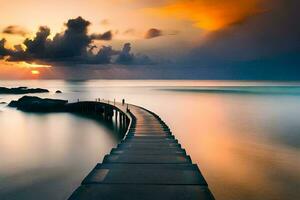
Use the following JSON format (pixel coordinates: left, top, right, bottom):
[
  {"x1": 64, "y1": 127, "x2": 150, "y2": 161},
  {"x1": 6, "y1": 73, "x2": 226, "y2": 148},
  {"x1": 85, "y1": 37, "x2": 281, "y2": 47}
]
[{"x1": 68, "y1": 103, "x2": 215, "y2": 200}]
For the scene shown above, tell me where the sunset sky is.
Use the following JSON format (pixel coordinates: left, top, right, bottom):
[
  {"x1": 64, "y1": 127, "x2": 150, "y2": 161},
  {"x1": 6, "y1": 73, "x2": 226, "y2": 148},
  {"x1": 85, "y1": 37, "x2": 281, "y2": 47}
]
[{"x1": 0, "y1": 0, "x2": 299, "y2": 79}]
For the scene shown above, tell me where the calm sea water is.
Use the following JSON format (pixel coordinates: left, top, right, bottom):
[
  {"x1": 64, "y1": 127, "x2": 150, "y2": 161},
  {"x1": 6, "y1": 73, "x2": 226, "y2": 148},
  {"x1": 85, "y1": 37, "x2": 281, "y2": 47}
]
[{"x1": 0, "y1": 80, "x2": 300, "y2": 200}]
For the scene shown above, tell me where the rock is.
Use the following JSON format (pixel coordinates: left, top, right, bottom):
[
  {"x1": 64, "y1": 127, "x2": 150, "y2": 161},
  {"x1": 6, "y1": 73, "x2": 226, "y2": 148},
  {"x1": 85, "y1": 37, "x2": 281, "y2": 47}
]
[
  {"x1": 55, "y1": 90, "x2": 62, "y2": 93},
  {"x1": 8, "y1": 96, "x2": 68, "y2": 112},
  {"x1": 8, "y1": 100, "x2": 18, "y2": 107},
  {"x1": 0, "y1": 86, "x2": 49, "y2": 94}
]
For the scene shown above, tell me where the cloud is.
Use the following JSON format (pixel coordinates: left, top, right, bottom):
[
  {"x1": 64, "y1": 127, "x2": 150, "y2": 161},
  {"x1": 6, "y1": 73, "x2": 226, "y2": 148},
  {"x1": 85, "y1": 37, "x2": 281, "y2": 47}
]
[
  {"x1": 116, "y1": 43, "x2": 134, "y2": 63},
  {"x1": 0, "y1": 17, "x2": 153, "y2": 66},
  {"x1": 49, "y1": 17, "x2": 91, "y2": 59},
  {"x1": 87, "y1": 45, "x2": 119, "y2": 64},
  {"x1": 188, "y1": 0, "x2": 300, "y2": 60},
  {"x1": 149, "y1": 0, "x2": 266, "y2": 31},
  {"x1": 144, "y1": 28, "x2": 163, "y2": 39},
  {"x1": 177, "y1": 0, "x2": 300, "y2": 79},
  {"x1": 116, "y1": 43, "x2": 154, "y2": 65},
  {"x1": 0, "y1": 39, "x2": 9, "y2": 58},
  {"x1": 2, "y1": 25, "x2": 28, "y2": 36},
  {"x1": 90, "y1": 30, "x2": 113, "y2": 40},
  {"x1": 7, "y1": 17, "x2": 92, "y2": 62},
  {"x1": 22, "y1": 26, "x2": 50, "y2": 59}
]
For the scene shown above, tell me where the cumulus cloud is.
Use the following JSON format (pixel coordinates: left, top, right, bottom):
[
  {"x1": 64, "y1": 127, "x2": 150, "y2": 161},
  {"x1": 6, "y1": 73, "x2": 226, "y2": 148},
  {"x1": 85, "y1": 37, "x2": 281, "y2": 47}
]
[
  {"x1": 117, "y1": 43, "x2": 134, "y2": 63},
  {"x1": 90, "y1": 30, "x2": 113, "y2": 40},
  {"x1": 0, "y1": 17, "x2": 153, "y2": 66},
  {"x1": 7, "y1": 17, "x2": 91, "y2": 62},
  {"x1": 116, "y1": 43, "x2": 154, "y2": 65},
  {"x1": 49, "y1": 17, "x2": 91, "y2": 60},
  {"x1": 0, "y1": 39, "x2": 9, "y2": 58},
  {"x1": 2, "y1": 25, "x2": 28, "y2": 36},
  {"x1": 144, "y1": 28, "x2": 163, "y2": 39},
  {"x1": 86, "y1": 45, "x2": 119, "y2": 64},
  {"x1": 23, "y1": 26, "x2": 50, "y2": 59}
]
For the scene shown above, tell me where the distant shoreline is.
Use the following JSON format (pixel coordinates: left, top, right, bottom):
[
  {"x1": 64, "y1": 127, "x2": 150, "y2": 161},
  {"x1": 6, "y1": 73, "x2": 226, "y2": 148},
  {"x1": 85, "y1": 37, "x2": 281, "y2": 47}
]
[{"x1": 0, "y1": 86, "x2": 49, "y2": 94}]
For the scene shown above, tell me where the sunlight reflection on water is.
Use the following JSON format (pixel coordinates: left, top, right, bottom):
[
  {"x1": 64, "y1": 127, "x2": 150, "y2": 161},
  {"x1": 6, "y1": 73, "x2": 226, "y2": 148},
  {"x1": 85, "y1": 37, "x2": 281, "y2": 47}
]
[{"x1": 0, "y1": 80, "x2": 300, "y2": 200}]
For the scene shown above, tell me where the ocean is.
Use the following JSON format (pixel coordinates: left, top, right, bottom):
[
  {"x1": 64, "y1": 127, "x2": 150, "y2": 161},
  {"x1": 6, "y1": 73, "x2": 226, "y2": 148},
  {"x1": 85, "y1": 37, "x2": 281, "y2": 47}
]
[{"x1": 0, "y1": 80, "x2": 300, "y2": 200}]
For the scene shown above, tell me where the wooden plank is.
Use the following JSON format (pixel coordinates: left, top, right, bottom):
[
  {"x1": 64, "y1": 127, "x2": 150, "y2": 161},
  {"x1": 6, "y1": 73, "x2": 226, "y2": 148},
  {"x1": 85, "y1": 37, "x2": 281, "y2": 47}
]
[{"x1": 68, "y1": 102, "x2": 214, "y2": 200}]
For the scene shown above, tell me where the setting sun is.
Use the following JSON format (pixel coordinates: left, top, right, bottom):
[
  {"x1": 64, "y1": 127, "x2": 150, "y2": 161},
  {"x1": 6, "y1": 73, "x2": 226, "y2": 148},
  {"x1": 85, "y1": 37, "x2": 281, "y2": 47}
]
[{"x1": 31, "y1": 70, "x2": 40, "y2": 75}]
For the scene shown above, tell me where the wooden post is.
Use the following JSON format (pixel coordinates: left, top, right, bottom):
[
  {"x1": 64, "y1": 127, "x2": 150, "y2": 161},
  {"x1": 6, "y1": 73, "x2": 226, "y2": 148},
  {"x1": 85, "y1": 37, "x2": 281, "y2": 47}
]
[{"x1": 120, "y1": 113, "x2": 123, "y2": 128}]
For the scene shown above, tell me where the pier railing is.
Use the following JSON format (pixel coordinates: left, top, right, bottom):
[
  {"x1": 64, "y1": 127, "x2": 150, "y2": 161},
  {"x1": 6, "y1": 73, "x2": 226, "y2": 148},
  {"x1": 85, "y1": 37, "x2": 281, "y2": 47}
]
[
  {"x1": 68, "y1": 100, "x2": 215, "y2": 200},
  {"x1": 65, "y1": 101, "x2": 132, "y2": 137}
]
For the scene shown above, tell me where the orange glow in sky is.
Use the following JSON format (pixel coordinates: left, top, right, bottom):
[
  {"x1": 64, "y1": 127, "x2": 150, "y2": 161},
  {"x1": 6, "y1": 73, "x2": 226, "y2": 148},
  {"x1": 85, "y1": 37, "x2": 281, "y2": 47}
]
[
  {"x1": 15, "y1": 62, "x2": 52, "y2": 69},
  {"x1": 0, "y1": 0, "x2": 273, "y2": 79},
  {"x1": 0, "y1": 61, "x2": 50, "y2": 78},
  {"x1": 149, "y1": 0, "x2": 265, "y2": 31}
]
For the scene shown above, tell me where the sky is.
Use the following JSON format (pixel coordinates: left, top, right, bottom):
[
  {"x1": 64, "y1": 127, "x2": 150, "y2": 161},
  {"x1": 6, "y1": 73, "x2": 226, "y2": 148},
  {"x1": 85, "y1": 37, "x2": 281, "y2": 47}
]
[{"x1": 0, "y1": 0, "x2": 299, "y2": 80}]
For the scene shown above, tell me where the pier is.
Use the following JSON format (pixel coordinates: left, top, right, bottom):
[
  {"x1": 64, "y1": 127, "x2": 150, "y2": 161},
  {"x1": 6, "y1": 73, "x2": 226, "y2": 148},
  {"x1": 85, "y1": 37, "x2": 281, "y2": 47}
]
[{"x1": 68, "y1": 101, "x2": 215, "y2": 200}]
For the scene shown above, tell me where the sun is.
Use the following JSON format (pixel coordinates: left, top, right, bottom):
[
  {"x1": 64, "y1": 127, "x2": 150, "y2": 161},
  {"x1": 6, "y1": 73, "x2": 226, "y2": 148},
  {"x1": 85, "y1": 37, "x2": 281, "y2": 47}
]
[{"x1": 31, "y1": 70, "x2": 40, "y2": 75}]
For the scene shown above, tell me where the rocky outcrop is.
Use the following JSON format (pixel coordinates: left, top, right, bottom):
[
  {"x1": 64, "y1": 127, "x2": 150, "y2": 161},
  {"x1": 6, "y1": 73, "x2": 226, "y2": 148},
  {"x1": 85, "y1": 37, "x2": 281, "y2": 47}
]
[
  {"x1": 0, "y1": 87, "x2": 49, "y2": 94},
  {"x1": 8, "y1": 96, "x2": 116, "y2": 119},
  {"x1": 8, "y1": 96, "x2": 68, "y2": 112}
]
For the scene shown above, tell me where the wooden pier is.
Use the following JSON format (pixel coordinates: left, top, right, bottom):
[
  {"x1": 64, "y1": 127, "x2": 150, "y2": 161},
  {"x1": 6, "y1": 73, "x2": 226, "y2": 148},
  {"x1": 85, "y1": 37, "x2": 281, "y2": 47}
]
[{"x1": 68, "y1": 101, "x2": 215, "y2": 200}]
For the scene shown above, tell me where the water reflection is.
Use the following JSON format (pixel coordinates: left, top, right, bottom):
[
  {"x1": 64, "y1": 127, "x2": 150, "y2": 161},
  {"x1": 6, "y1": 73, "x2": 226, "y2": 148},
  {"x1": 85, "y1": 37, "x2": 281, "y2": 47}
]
[
  {"x1": 150, "y1": 92, "x2": 300, "y2": 200},
  {"x1": 0, "y1": 80, "x2": 300, "y2": 200},
  {"x1": 0, "y1": 108, "x2": 118, "y2": 199}
]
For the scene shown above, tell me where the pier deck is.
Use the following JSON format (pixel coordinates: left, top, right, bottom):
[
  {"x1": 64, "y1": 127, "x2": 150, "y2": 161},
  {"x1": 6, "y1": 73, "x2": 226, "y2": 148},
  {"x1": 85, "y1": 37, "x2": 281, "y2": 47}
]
[{"x1": 68, "y1": 103, "x2": 214, "y2": 200}]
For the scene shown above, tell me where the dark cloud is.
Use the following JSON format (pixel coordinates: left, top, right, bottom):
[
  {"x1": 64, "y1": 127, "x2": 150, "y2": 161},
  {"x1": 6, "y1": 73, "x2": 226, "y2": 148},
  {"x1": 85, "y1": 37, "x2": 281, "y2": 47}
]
[
  {"x1": 180, "y1": 0, "x2": 300, "y2": 79},
  {"x1": 192, "y1": 1, "x2": 300, "y2": 60},
  {"x1": 90, "y1": 31, "x2": 113, "y2": 40},
  {"x1": 117, "y1": 43, "x2": 134, "y2": 63},
  {"x1": 0, "y1": 16, "x2": 153, "y2": 66},
  {"x1": 13, "y1": 44, "x2": 23, "y2": 52},
  {"x1": 49, "y1": 17, "x2": 91, "y2": 60},
  {"x1": 23, "y1": 26, "x2": 50, "y2": 59},
  {"x1": 7, "y1": 17, "x2": 92, "y2": 62},
  {"x1": 0, "y1": 39, "x2": 9, "y2": 58},
  {"x1": 145, "y1": 28, "x2": 163, "y2": 39},
  {"x1": 94, "y1": 46, "x2": 117, "y2": 63},
  {"x1": 116, "y1": 43, "x2": 154, "y2": 65},
  {"x1": 86, "y1": 45, "x2": 119, "y2": 64},
  {"x1": 2, "y1": 25, "x2": 28, "y2": 36}
]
